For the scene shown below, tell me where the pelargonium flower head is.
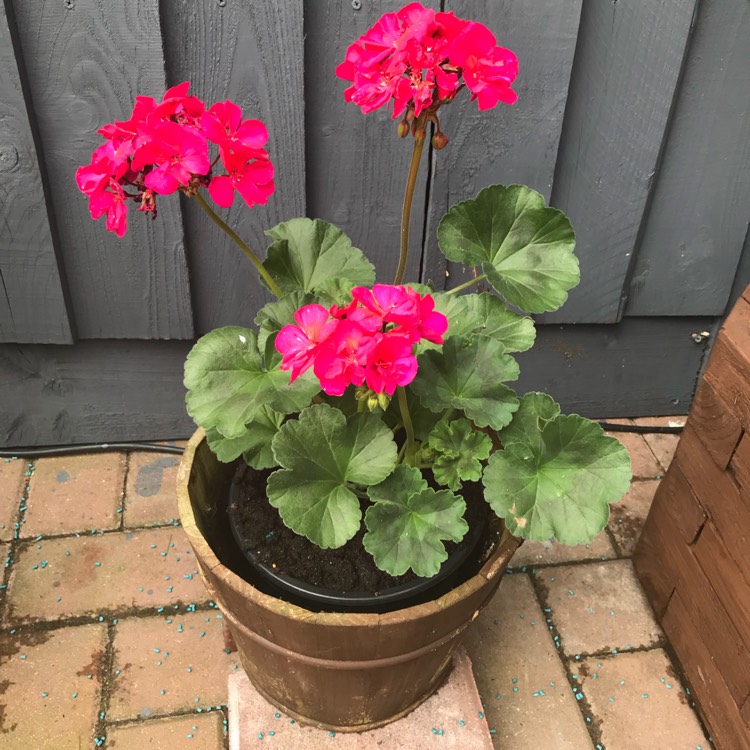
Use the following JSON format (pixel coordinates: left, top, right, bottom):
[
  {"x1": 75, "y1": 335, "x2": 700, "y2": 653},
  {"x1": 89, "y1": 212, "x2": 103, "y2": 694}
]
[
  {"x1": 351, "y1": 284, "x2": 417, "y2": 326},
  {"x1": 201, "y1": 101, "x2": 269, "y2": 153},
  {"x1": 448, "y1": 23, "x2": 518, "y2": 109},
  {"x1": 208, "y1": 147, "x2": 274, "y2": 209},
  {"x1": 365, "y1": 333, "x2": 418, "y2": 395},
  {"x1": 132, "y1": 121, "x2": 210, "y2": 194},
  {"x1": 276, "y1": 304, "x2": 338, "y2": 381},
  {"x1": 313, "y1": 321, "x2": 378, "y2": 396}
]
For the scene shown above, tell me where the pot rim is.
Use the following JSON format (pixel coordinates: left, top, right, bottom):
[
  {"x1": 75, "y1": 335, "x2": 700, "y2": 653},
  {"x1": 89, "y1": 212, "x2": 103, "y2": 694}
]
[{"x1": 177, "y1": 428, "x2": 522, "y2": 626}]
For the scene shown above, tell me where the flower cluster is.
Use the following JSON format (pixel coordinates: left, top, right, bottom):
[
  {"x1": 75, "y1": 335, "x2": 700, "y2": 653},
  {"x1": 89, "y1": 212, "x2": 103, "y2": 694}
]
[
  {"x1": 336, "y1": 1, "x2": 518, "y2": 126},
  {"x1": 276, "y1": 285, "x2": 448, "y2": 397},
  {"x1": 75, "y1": 83, "x2": 274, "y2": 237}
]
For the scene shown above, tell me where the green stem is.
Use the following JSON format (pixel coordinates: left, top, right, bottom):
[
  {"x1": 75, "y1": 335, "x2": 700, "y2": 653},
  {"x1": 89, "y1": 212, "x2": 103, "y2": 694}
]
[
  {"x1": 393, "y1": 114, "x2": 428, "y2": 285},
  {"x1": 397, "y1": 386, "x2": 416, "y2": 465},
  {"x1": 192, "y1": 190, "x2": 283, "y2": 298},
  {"x1": 445, "y1": 273, "x2": 487, "y2": 295}
]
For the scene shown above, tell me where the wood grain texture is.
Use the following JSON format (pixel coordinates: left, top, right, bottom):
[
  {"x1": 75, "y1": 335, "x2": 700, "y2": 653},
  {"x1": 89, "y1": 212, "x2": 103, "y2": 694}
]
[
  {"x1": 514, "y1": 316, "x2": 710, "y2": 417},
  {"x1": 662, "y1": 590, "x2": 750, "y2": 750},
  {"x1": 544, "y1": 0, "x2": 698, "y2": 323},
  {"x1": 694, "y1": 521, "x2": 750, "y2": 652},
  {"x1": 304, "y1": 0, "x2": 437, "y2": 286},
  {"x1": 10, "y1": 0, "x2": 193, "y2": 340},
  {"x1": 675, "y1": 423, "x2": 750, "y2": 584},
  {"x1": 0, "y1": 340, "x2": 193, "y2": 447},
  {"x1": 656, "y1": 463, "x2": 706, "y2": 545},
  {"x1": 423, "y1": 0, "x2": 583, "y2": 288},
  {"x1": 161, "y1": 1, "x2": 306, "y2": 334},
  {"x1": 626, "y1": 0, "x2": 750, "y2": 317},
  {"x1": 689, "y1": 379, "x2": 743, "y2": 470},
  {"x1": 0, "y1": 3, "x2": 72, "y2": 344},
  {"x1": 729, "y1": 431, "x2": 750, "y2": 499}
]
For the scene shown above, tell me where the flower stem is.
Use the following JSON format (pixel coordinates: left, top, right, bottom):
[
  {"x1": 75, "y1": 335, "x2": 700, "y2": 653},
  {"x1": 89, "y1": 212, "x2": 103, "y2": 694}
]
[
  {"x1": 397, "y1": 386, "x2": 417, "y2": 465},
  {"x1": 192, "y1": 190, "x2": 283, "y2": 298},
  {"x1": 445, "y1": 273, "x2": 488, "y2": 295},
  {"x1": 393, "y1": 114, "x2": 428, "y2": 285}
]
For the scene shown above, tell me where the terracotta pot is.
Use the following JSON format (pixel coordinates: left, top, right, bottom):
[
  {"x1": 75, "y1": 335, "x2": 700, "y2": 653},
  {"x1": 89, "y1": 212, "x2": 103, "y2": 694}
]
[{"x1": 177, "y1": 428, "x2": 520, "y2": 731}]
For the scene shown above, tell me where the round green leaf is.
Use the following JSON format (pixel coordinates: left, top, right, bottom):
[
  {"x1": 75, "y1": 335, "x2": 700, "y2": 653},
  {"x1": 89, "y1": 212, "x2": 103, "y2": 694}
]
[
  {"x1": 263, "y1": 218, "x2": 375, "y2": 296},
  {"x1": 184, "y1": 327, "x2": 319, "y2": 439},
  {"x1": 205, "y1": 406, "x2": 284, "y2": 468},
  {"x1": 483, "y1": 414, "x2": 632, "y2": 545},
  {"x1": 437, "y1": 184, "x2": 580, "y2": 313},
  {"x1": 363, "y1": 488, "x2": 468, "y2": 577},
  {"x1": 412, "y1": 335, "x2": 520, "y2": 430},
  {"x1": 267, "y1": 404, "x2": 397, "y2": 548},
  {"x1": 427, "y1": 418, "x2": 492, "y2": 490},
  {"x1": 499, "y1": 392, "x2": 561, "y2": 453},
  {"x1": 367, "y1": 465, "x2": 429, "y2": 505},
  {"x1": 464, "y1": 293, "x2": 536, "y2": 353}
]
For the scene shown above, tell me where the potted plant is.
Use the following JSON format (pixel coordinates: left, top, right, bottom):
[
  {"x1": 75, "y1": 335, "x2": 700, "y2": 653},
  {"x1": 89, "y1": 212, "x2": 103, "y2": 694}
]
[{"x1": 76, "y1": 1, "x2": 631, "y2": 732}]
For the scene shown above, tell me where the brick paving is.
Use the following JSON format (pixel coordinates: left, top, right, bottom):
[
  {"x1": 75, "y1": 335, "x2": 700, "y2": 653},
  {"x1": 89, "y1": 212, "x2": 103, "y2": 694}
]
[{"x1": 0, "y1": 420, "x2": 713, "y2": 749}]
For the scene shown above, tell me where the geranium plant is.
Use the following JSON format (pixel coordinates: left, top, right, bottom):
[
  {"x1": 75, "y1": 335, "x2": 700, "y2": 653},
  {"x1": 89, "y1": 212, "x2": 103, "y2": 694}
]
[{"x1": 77, "y1": 2, "x2": 631, "y2": 580}]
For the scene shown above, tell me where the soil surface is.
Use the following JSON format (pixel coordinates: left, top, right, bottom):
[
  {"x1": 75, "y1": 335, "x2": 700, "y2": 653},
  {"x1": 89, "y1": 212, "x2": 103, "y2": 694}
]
[{"x1": 226, "y1": 463, "x2": 488, "y2": 593}]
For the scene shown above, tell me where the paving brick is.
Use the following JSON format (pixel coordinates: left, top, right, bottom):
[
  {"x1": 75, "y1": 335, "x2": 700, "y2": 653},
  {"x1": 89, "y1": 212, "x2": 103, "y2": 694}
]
[
  {"x1": 0, "y1": 623, "x2": 106, "y2": 750},
  {"x1": 605, "y1": 431, "x2": 662, "y2": 479},
  {"x1": 0, "y1": 458, "x2": 26, "y2": 542},
  {"x1": 6, "y1": 527, "x2": 208, "y2": 622},
  {"x1": 608, "y1": 479, "x2": 659, "y2": 556},
  {"x1": 510, "y1": 531, "x2": 616, "y2": 568},
  {"x1": 106, "y1": 713, "x2": 224, "y2": 749},
  {"x1": 536, "y1": 560, "x2": 662, "y2": 656},
  {"x1": 108, "y1": 610, "x2": 240, "y2": 720},
  {"x1": 228, "y1": 648, "x2": 492, "y2": 749},
  {"x1": 124, "y1": 452, "x2": 182, "y2": 528},
  {"x1": 632, "y1": 416, "x2": 686, "y2": 472},
  {"x1": 22, "y1": 454, "x2": 124, "y2": 538},
  {"x1": 463, "y1": 574, "x2": 592, "y2": 750},
  {"x1": 578, "y1": 649, "x2": 708, "y2": 750}
]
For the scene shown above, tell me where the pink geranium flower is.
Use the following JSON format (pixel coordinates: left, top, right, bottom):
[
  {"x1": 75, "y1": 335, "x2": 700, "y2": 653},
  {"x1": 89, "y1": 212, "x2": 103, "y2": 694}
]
[
  {"x1": 313, "y1": 321, "x2": 378, "y2": 396},
  {"x1": 448, "y1": 23, "x2": 518, "y2": 109},
  {"x1": 351, "y1": 284, "x2": 418, "y2": 326},
  {"x1": 132, "y1": 121, "x2": 210, "y2": 194},
  {"x1": 365, "y1": 333, "x2": 419, "y2": 395},
  {"x1": 276, "y1": 305, "x2": 338, "y2": 382},
  {"x1": 207, "y1": 148, "x2": 274, "y2": 209},
  {"x1": 201, "y1": 101, "x2": 270, "y2": 153}
]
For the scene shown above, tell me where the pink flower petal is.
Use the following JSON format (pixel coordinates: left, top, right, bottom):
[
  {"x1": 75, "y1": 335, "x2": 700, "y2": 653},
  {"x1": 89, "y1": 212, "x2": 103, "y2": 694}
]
[{"x1": 208, "y1": 175, "x2": 235, "y2": 208}]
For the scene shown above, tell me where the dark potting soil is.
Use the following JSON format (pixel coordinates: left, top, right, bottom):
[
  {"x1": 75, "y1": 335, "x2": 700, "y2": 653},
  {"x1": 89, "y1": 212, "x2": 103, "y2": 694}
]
[{"x1": 226, "y1": 462, "x2": 489, "y2": 593}]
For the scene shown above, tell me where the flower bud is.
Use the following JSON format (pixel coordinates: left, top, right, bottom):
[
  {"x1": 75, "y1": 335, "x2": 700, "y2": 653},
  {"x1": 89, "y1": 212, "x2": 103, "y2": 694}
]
[
  {"x1": 377, "y1": 392, "x2": 392, "y2": 411},
  {"x1": 397, "y1": 120, "x2": 410, "y2": 139},
  {"x1": 431, "y1": 131, "x2": 449, "y2": 150}
]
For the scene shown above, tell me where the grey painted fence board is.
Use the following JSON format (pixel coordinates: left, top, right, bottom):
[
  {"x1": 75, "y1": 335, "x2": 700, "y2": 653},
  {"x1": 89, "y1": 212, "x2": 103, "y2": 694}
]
[
  {"x1": 626, "y1": 0, "x2": 750, "y2": 317},
  {"x1": 0, "y1": 2, "x2": 72, "y2": 344},
  {"x1": 10, "y1": 0, "x2": 193, "y2": 340},
  {"x1": 543, "y1": 0, "x2": 698, "y2": 324},
  {"x1": 422, "y1": 0, "x2": 583, "y2": 289},
  {"x1": 162, "y1": 1, "x2": 306, "y2": 335},
  {"x1": 0, "y1": 316, "x2": 705, "y2": 446},
  {"x1": 304, "y1": 0, "x2": 437, "y2": 285}
]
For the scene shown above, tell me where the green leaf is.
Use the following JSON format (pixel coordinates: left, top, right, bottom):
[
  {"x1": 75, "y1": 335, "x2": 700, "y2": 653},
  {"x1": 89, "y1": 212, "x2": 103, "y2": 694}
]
[
  {"x1": 412, "y1": 335, "x2": 520, "y2": 430},
  {"x1": 483, "y1": 414, "x2": 632, "y2": 545},
  {"x1": 263, "y1": 218, "x2": 375, "y2": 296},
  {"x1": 464, "y1": 293, "x2": 536, "y2": 353},
  {"x1": 255, "y1": 290, "x2": 315, "y2": 360},
  {"x1": 426, "y1": 418, "x2": 492, "y2": 490},
  {"x1": 313, "y1": 277, "x2": 357, "y2": 307},
  {"x1": 415, "y1": 293, "x2": 484, "y2": 354},
  {"x1": 267, "y1": 404, "x2": 397, "y2": 548},
  {"x1": 205, "y1": 407, "x2": 284, "y2": 468},
  {"x1": 184, "y1": 327, "x2": 319, "y2": 439},
  {"x1": 367, "y1": 465, "x2": 429, "y2": 505},
  {"x1": 499, "y1": 392, "x2": 561, "y2": 453},
  {"x1": 437, "y1": 184, "x2": 580, "y2": 313},
  {"x1": 364, "y1": 488, "x2": 468, "y2": 577}
]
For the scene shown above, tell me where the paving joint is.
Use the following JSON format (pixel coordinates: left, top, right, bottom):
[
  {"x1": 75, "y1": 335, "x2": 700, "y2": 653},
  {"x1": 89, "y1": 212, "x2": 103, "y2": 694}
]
[{"x1": 527, "y1": 569, "x2": 606, "y2": 749}]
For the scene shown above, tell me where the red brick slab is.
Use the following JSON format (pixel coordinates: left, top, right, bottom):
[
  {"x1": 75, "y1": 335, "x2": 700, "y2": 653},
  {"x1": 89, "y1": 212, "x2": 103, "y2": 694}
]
[
  {"x1": 124, "y1": 451, "x2": 182, "y2": 528},
  {"x1": 22, "y1": 453, "x2": 124, "y2": 538},
  {"x1": 0, "y1": 623, "x2": 106, "y2": 749},
  {"x1": 108, "y1": 610, "x2": 240, "y2": 720},
  {"x1": 106, "y1": 713, "x2": 224, "y2": 749},
  {"x1": 6, "y1": 526, "x2": 209, "y2": 622},
  {"x1": 0, "y1": 458, "x2": 27, "y2": 542}
]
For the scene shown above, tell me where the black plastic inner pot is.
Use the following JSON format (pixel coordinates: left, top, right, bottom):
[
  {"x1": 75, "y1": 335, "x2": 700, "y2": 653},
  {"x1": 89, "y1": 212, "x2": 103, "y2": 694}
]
[{"x1": 222, "y1": 462, "x2": 493, "y2": 614}]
